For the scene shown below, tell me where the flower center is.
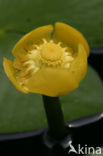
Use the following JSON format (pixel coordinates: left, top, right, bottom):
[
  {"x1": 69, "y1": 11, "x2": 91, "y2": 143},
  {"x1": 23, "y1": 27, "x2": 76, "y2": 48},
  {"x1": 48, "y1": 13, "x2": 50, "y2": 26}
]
[{"x1": 39, "y1": 40, "x2": 63, "y2": 62}]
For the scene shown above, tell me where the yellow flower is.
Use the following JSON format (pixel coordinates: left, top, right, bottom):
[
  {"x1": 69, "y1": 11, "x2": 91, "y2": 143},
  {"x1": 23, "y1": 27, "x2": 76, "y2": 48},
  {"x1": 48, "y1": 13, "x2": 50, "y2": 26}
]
[{"x1": 3, "y1": 22, "x2": 89, "y2": 97}]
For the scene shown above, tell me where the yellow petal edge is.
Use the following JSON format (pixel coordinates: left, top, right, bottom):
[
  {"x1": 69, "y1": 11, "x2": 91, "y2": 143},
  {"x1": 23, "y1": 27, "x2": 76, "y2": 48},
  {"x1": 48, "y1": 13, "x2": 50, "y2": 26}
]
[
  {"x1": 3, "y1": 58, "x2": 28, "y2": 93},
  {"x1": 12, "y1": 25, "x2": 53, "y2": 57},
  {"x1": 53, "y1": 22, "x2": 89, "y2": 56}
]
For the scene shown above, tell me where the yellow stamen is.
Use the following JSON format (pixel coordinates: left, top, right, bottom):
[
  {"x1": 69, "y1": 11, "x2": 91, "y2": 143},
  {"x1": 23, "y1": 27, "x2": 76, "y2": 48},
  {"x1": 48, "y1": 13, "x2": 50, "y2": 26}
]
[{"x1": 40, "y1": 41, "x2": 63, "y2": 62}]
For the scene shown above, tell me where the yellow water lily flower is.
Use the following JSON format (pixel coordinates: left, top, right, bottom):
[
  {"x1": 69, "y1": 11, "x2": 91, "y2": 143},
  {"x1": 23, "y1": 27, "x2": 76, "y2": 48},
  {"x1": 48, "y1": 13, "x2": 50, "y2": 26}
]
[{"x1": 3, "y1": 22, "x2": 89, "y2": 97}]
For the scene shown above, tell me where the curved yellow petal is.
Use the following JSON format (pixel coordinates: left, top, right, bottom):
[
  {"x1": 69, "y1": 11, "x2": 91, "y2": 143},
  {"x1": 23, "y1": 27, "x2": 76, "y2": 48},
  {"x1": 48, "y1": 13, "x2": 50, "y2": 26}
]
[
  {"x1": 53, "y1": 22, "x2": 89, "y2": 56},
  {"x1": 3, "y1": 58, "x2": 28, "y2": 93},
  {"x1": 25, "y1": 66, "x2": 78, "y2": 97},
  {"x1": 70, "y1": 43, "x2": 87, "y2": 83},
  {"x1": 12, "y1": 25, "x2": 53, "y2": 57}
]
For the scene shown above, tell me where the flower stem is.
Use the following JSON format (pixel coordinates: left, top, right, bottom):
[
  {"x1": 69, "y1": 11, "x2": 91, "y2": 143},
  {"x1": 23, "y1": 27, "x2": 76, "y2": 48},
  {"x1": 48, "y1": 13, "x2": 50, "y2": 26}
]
[{"x1": 42, "y1": 95, "x2": 67, "y2": 140}]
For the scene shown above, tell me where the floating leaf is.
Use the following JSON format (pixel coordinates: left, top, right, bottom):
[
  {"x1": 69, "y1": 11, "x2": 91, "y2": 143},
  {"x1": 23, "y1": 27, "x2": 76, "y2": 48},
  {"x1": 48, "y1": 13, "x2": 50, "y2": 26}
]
[{"x1": 0, "y1": 0, "x2": 103, "y2": 133}]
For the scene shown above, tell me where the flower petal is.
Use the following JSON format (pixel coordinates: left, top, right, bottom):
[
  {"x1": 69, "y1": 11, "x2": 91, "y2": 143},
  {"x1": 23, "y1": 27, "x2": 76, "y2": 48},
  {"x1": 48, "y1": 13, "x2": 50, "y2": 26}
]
[
  {"x1": 3, "y1": 58, "x2": 28, "y2": 93},
  {"x1": 12, "y1": 25, "x2": 53, "y2": 57},
  {"x1": 70, "y1": 43, "x2": 87, "y2": 83},
  {"x1": 53, "y1": 22, "x2": 89, "y2": 56},
  {"x1": 25, "y1": 66, "x2": 78, "y2": 97}
]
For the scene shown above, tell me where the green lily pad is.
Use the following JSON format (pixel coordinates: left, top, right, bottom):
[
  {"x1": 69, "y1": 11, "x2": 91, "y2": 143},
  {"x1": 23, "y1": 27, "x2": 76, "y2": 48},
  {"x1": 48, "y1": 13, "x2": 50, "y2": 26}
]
[
  {"x1": 0, "y1": 0, "x2": 103, "y2": 133},
  {"x1": 61, "y1": 65, "x2": 103, "y2": 122}
]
